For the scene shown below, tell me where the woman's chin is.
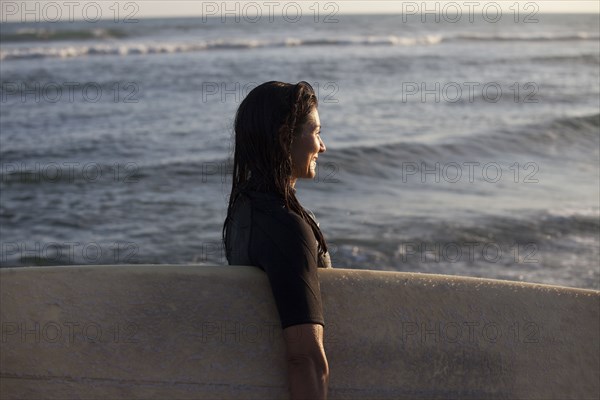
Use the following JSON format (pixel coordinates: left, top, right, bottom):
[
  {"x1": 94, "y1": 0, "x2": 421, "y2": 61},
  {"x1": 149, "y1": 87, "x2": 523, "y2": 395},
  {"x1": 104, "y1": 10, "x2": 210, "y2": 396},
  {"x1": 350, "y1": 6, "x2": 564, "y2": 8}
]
[{"x1": 293, "y1": 168, "x2": 317, "y2": 181}]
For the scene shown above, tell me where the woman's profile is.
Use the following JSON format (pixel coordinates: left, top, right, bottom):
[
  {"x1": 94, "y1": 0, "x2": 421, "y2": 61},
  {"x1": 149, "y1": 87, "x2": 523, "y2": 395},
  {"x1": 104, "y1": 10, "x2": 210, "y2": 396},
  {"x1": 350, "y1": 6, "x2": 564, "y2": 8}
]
[{"x1": 223, "y1": 81, "x2": 331, "y2": 399}]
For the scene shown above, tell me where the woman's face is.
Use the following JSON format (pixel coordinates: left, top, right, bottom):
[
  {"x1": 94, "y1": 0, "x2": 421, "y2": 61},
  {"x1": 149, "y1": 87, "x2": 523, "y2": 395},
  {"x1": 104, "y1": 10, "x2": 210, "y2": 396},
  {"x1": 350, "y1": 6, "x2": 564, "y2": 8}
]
[{"x1": 290, "y1": 108, "x2": 326, "y2": 184}]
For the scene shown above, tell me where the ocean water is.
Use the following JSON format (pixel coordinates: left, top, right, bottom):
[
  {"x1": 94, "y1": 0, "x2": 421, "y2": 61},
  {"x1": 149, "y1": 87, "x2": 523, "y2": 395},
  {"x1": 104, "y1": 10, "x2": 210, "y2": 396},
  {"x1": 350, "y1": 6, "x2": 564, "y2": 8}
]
[{"x1": 1, "y1": 14, "x2": 598, "y2": 289}]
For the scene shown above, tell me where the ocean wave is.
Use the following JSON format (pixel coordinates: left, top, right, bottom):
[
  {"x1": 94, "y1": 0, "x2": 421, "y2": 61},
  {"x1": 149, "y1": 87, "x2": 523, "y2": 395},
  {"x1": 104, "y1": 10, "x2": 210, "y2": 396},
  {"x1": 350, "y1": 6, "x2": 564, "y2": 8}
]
[
  {"x1": 445, "y1": 210, "x2": 600, "y2": 247},
  {"x1": 0, "y1": 27, "x2": 127, "y2": 42},
  {"x1": 527, "y1": 53, "x2": 600, "y2": 64},
  {"x1": 0, "y1": 34, "x2": 443, "y2": 60},
  {"x1": 2, "y1": 30, "x2": 596, "y2": 61},
  {"x1": 327, "y1": 208, "x2": 599, "y2": 290},
  {"x1": 317, "y1": 113, "x2": 600, "y2": 179},
  {"x1": 2, "y1": 113, "x2": 597, "y2": 186},
  {"x1": 449, "y1": 31, "x2": 600, "y2": 42},
  {"x1": 366, "y1": 210, "x2": 600, "y2": 257},
  {"x1": 478, "y1": 53, "x2": 600, "y2": 67}
]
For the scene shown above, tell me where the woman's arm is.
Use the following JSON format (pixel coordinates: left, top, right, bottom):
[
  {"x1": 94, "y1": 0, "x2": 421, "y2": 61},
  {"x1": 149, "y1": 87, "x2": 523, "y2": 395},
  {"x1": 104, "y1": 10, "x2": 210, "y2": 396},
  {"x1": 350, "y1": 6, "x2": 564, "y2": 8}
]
[
  {"x1": 283, "y1": 323, "x2": 329, "y2": 400},
  {"x1": 249, "y1": 205, "x2": 329, "y2": 397}
]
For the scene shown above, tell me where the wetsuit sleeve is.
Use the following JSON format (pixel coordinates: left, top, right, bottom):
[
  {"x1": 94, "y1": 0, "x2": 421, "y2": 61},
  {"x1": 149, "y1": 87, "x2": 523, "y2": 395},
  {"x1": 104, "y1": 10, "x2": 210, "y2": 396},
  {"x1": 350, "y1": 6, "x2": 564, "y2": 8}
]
[{"x1": 250, "y1": 209, "x2": 324, "y2": 329}]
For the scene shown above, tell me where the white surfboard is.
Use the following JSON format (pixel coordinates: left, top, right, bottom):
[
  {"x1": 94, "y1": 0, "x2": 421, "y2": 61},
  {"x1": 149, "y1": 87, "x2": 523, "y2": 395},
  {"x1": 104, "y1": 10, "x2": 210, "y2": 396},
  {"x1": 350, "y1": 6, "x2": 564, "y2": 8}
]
[{"x1": 1, "y1": 265, "x2": 598, "y2": 399}]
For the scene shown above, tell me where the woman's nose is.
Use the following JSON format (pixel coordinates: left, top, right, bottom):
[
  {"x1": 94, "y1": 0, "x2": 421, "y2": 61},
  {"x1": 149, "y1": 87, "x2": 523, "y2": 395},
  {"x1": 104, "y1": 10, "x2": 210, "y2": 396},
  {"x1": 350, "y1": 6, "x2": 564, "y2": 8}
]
[{"x1": 319, "y1": 137, "x2": 326, "y2": 153}]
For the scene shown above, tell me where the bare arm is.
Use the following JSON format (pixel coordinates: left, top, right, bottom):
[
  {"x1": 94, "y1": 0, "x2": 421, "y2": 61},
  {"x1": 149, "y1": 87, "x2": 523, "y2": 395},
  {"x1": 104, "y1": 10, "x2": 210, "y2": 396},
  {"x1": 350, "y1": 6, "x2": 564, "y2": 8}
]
[{"x1": 283, "y1": 323, "x2": 329, "y2": 400}]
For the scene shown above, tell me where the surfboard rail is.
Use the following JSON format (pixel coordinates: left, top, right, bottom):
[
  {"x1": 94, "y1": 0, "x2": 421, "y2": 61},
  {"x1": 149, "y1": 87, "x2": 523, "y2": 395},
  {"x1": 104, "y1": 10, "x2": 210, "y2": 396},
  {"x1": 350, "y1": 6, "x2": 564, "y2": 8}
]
[{"x1": 1, "y1": 265, "x2": 598, "y2": 399}]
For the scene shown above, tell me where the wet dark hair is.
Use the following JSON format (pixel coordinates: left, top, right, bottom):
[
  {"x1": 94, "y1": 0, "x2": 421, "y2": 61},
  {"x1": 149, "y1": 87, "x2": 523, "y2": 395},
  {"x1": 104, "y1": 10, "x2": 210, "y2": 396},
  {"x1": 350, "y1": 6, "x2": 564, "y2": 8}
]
[{"x1": 222, "y1": 81, "x2": 328, "y2": 256}]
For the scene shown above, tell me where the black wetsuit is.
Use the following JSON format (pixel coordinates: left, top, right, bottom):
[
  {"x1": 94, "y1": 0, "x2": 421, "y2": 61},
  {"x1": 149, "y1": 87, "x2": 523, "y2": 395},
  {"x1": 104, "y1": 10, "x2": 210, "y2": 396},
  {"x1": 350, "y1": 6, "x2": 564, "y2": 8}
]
[{"x1": 225, "y1": 190, "x2": 331, "y2": 329}]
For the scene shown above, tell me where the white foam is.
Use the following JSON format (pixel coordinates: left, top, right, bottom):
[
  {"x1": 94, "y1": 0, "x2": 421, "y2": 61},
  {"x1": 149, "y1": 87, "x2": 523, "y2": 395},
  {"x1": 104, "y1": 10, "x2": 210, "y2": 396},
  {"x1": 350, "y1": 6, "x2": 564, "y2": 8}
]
[{"x1": 0, "y1": 34, "x2": 443, "y2": 61}]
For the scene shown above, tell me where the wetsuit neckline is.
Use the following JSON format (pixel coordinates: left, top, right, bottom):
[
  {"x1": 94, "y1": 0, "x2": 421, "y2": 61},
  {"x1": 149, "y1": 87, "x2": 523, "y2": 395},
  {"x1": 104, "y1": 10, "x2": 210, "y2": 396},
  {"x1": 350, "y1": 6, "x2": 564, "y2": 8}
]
[{"x1": 242, "y1": 190, "x2": 286, "y2": 205}]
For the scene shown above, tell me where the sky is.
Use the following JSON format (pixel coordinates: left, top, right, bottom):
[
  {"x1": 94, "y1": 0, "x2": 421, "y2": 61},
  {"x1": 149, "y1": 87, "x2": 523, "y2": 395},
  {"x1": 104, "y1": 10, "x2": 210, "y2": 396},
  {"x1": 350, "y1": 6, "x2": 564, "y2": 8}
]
[
  {"x1": 140, "y1": 1, "x2": 600, "y2": 17},
  {"x1": 0, "y1": 1, "x2": 598, "y2": 22}
]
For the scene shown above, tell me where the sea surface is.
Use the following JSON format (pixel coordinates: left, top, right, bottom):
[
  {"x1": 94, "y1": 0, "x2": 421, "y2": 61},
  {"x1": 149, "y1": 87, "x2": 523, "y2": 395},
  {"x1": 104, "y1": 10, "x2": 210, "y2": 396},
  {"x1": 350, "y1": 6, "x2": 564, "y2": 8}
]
[{"x1": 1, "y1": 13, "x2": 599, "y2": 289}]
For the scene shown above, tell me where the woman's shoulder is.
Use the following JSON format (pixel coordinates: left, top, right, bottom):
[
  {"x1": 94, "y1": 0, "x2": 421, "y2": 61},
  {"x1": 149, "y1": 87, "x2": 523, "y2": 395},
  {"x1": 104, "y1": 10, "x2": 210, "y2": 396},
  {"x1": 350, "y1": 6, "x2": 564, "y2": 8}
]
[
  {"x1": 239, "y1": 191, "x2": 315, "y2": 244},
  {"x1": 237, "y1": 190, "x2": 331, "y2": 268}
]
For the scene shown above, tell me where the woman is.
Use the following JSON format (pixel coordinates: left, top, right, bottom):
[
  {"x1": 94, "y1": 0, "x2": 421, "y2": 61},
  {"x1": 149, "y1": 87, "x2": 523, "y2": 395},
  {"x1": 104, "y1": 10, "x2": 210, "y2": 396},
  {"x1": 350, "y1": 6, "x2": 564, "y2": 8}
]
[{"x1": 223, "y1": 81, "x2": 331, "y2": 399}]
